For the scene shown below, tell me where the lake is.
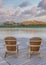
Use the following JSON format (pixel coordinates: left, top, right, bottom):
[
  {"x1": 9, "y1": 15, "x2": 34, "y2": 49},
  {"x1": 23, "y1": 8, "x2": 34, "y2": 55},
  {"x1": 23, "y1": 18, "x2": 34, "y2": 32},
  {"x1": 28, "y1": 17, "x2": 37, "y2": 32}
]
[
  {"x1": 0, "y1": 28, "x2": 46, "y2": 49},
  {"x1": 0, "y1": 28, "x2": 46, "y2": 39}
]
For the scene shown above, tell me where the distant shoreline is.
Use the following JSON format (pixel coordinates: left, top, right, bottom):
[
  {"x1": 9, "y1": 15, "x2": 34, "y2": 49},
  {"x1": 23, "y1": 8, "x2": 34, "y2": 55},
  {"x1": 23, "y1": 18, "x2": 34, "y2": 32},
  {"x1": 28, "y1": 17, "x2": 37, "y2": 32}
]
[{"x1": 0, "y1": 24, "x2": 46, "y2": 28}]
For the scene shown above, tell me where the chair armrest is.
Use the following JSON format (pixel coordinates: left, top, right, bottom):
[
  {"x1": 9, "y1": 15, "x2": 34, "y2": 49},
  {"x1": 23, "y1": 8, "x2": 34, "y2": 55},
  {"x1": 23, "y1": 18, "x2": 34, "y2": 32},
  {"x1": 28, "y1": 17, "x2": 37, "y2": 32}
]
[
  {"x1": 5, "y1": 45, "x2": 17, "y2": 46},
  {"x1": 30, "y1": 40, "x2": 41, "y2": 42},
  {"x1": 5, "y1": 40, "x2": 16, "y2": 41},
  {"x1": 29, "y1": 45, "x2": 40, "y2": 47}
]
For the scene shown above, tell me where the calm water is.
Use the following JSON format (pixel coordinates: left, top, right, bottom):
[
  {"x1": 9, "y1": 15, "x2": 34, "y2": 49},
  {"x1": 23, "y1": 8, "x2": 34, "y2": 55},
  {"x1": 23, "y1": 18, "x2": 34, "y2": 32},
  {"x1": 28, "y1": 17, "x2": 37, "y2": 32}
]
[
  {"x1": 0, "y1": 28, "x2": 46, "y2": 49},
  {"x1": 0, "y1": 28, "x2": 46, "y2": 38},
  {"x1": 0, "y1": 28, "x2": 46, "y2": 65}
]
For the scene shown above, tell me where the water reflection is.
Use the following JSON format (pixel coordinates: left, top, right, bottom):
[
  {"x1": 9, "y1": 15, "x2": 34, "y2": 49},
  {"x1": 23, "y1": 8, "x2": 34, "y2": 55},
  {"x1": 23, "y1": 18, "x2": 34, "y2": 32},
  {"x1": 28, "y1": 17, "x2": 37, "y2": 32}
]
[
  {"x1": 0, "y1": 28, "x2": 46, "y2": 49},
  {"x1": 0, "y1": 28, "x2": 46, "y2": 39}
]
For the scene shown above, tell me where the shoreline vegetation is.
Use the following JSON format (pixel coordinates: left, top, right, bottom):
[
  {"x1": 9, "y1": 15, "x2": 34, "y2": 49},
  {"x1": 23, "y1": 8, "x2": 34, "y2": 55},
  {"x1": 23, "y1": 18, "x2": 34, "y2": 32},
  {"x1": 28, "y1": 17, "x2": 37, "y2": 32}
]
[
  {"x1": 0, "y1": 24, "x2": 46, "y2": 28},
  {"x1": 0, "y1": 20, "x2": 46, "y2": 28}
]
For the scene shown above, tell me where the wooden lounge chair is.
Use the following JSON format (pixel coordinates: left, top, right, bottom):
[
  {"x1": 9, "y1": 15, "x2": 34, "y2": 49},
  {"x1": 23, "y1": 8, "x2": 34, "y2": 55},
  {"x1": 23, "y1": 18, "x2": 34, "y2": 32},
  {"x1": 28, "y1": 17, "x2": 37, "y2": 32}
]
[
  {"x1": 4, "y1": 37, "x2": 18, "y2": 58},
  {"x1": 29, "y1": 37, "x2": 42, "y2": 57}
]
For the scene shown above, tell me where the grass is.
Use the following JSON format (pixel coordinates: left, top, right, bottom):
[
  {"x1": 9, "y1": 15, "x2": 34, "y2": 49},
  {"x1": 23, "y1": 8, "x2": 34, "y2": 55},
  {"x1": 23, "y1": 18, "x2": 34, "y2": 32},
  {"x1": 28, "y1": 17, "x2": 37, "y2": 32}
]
[{"x1": 0, "y1": 24, "x2": 46, "y2": 28}]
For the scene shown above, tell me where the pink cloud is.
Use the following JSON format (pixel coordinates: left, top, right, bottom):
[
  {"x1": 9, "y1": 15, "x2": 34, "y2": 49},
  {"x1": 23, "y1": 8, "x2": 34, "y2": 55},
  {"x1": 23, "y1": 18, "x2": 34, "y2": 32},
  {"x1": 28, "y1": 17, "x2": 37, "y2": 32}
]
[
  {"x1": 0, "y1": 0, "x2": 3, "y2": 8},
  {"x1": 38, "y1": 0, "x2": 46, "y2": 9},
  {"x1": 31, "y1": 7, "x2": 37, "y2": 14},
  {"x1": 42, "y1": 0, "x2": 46, "y2": 5},
  {"x1": 0, "y1": 8, "x2": 16, "y2": 16}
]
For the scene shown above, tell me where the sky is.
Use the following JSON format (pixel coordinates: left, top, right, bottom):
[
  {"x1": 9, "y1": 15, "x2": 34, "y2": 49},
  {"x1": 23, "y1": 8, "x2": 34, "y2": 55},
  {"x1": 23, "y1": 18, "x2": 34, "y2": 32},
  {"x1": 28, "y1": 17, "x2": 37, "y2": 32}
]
[
  {"x1": 3, "y1": 0, "x2": 40, "y2": 8},
  {"x1": 0, "y1": 0, "x2": 46, "y2": 23}
]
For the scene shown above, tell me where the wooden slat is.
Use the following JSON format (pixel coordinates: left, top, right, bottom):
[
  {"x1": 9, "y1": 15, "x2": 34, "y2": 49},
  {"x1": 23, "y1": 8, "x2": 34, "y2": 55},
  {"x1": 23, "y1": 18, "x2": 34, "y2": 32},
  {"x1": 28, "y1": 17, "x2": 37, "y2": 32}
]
[{"x1": 29, "y1": 45, "x2": 40, "y2": 47}]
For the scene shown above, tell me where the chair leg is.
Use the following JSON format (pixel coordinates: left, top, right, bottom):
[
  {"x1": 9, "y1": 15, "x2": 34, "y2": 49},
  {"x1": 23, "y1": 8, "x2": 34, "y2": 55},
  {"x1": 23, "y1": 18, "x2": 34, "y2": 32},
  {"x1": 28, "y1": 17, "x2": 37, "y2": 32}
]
[
  {"x1": 37, "y1": 53, "x2": 42, "y2": 58},
  {"x1": 16, "y1": 48, "x2": 19, "y2": 56},
  {"x1": 17, "y1": 48, "x2": 19, "y2": 54},
  {"x1": 29, "y1": 51, "x2": 33, "y2": 58},
  {"x1": 4, "y1": 52, "x2": 7, "y2": 58},
  {"x1": 29, "y1": 53, "x2": 31, "y2": 58}
]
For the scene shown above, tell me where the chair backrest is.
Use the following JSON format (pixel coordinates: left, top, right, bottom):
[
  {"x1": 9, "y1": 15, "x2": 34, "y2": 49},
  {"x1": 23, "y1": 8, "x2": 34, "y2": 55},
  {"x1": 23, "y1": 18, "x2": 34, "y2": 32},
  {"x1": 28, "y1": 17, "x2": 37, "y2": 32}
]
[
  {"x1": 30, "y1": 37, "x2": 42, "y2": 51},
  {"x1": 5, "y1": 37, "x2": 17, "y2": 51}
]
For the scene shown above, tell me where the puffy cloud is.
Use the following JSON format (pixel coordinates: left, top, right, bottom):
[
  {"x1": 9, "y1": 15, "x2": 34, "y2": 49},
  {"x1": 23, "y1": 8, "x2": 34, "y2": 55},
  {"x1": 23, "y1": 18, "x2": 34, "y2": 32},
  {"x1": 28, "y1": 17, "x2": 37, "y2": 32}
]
[
  {"x1": 14, "y1": 6, "x2": 32, "y2": 16},
  {"x1": 0, "y1": 8, "x2": 17, "y2": 22},
  {"x1": 0, "y1": 0, "x2": 2, "y2": 8},
  {"x1": 21, "y1": 7, "x2": 37, "y2": 15},
  {"x1": 38, "y1": 0, "x2": 46, "y2": 10},
  {"x1": 30, "y1": 7, "x2": 37, "y2": 14},
  {"x1": 0, "y1": 0, "x2": 46, "y2": 23},
  {"x1": 5, "y1": 9, "x2": 16, "y2": 16},
  {"x1": 19, "y1": 1, "x2": 30, "y2": 8},
  {"x1": 18, "y1": 7, "x2": 37, "y2": 16},
  {"x1": 35, "y1": 10, "x2": 46, "y2": 17},
  {"x1": 22, "y1": 10, "x2": 31, "y2": 15},
  {"x1": 0, "y1": 8, "x2": 16, "y2": 16}
]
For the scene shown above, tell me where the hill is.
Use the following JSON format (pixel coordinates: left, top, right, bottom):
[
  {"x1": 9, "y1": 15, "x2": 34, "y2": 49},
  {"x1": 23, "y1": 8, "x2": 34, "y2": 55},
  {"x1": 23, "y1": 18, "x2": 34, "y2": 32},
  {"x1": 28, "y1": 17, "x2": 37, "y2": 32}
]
[{"x1": 21, "y1": 20, "x2": 46, "y2": 25}]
